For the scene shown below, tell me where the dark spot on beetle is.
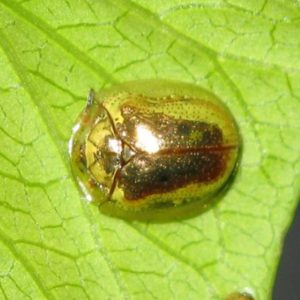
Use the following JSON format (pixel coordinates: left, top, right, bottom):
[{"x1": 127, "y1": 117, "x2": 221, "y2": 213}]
[
  {"x1": 159, "y1": 173, "x2": 169, "y2": 183},
  {"x1": 177, "y1": 123, "x2": 191, "y2": 135},
  {"x1": 202, "y1": 125, "x2": 223, "y2": 145}
]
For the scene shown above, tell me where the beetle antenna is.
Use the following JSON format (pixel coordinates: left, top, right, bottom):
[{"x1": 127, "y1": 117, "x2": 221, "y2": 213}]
[{"x1": 87, "y1": 89, "x2": 96, "y2": 107}]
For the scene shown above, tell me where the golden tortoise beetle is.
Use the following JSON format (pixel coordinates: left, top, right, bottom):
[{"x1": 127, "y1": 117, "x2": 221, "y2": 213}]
[{"x1": 69, "y1": 80, "x2": 240, "y2": 219}]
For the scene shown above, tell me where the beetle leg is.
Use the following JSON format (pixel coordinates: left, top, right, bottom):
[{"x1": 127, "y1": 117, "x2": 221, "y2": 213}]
[{"x1": 108, "y1": 168, "x2": 122, "y2": 199}]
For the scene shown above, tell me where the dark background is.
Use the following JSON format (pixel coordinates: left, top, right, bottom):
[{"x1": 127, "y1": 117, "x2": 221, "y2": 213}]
[{"x1": 273, "y1": 204, "x2": 300, "y2": 300}]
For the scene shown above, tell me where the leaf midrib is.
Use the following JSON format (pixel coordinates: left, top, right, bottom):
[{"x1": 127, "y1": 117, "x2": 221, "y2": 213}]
[{"x1": 0, "y1": 23, "x2": 129, "y2": 300}]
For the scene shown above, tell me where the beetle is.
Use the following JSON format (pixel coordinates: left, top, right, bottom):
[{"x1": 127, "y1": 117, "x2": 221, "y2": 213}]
[{"x1": 69, "y1": 80, "x2": 240, "y2": 219}]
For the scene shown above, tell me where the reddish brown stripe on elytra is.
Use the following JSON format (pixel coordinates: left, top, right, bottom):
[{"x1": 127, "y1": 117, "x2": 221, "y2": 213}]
[
  {"x1": 155, "y1": 144, "x2": 237, "y2": 156},
  {"x1": 104, "y1": 145, "x2": 236, "y2": 201},
  {"x1": 119, "y1": 152, "x2": 229, "y2": 201}
]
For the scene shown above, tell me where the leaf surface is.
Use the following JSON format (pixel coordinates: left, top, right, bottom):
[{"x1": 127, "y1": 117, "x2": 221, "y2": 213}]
[{"x1": 0, "y1": 1, "x2": 299, "y2": 299}]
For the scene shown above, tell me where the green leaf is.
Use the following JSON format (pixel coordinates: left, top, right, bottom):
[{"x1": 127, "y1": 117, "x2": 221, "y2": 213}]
[{"x1": 0, "y1": 0, "x2": 299, "y2": 299}]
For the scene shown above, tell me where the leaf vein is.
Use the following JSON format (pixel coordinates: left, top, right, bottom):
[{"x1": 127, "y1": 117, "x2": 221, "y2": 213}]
[
  {"x1": 0, "y1": 0, "x2": 118, "y2": 84},
  {"x1": 0, "y1": 227, "x2": 55, "y2": 300}
]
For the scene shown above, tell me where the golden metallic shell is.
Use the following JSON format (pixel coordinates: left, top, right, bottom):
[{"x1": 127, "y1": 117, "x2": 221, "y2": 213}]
[{"x1": 69, "y1": 80, "x2": 240, "y2": 219}]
